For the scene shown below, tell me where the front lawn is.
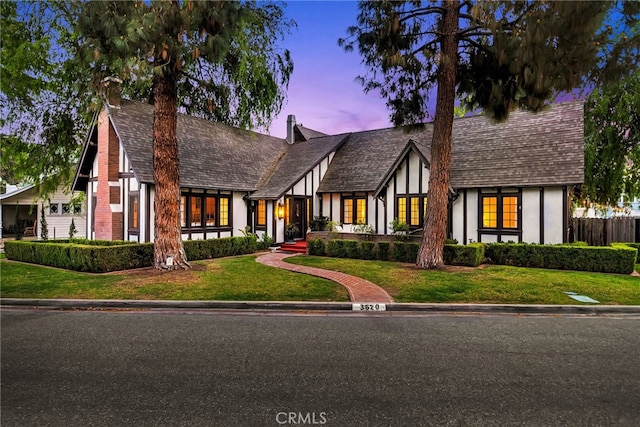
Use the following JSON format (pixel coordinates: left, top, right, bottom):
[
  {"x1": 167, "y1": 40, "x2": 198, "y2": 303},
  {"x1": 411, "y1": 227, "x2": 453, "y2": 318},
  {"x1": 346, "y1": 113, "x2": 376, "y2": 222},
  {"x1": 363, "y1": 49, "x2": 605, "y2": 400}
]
[
  {"x1": 0, "y1": 255, "x2": 349, "y2": 302},
  {"x1": 287, "y1": 256, "x2": 640, "y2": 305}
]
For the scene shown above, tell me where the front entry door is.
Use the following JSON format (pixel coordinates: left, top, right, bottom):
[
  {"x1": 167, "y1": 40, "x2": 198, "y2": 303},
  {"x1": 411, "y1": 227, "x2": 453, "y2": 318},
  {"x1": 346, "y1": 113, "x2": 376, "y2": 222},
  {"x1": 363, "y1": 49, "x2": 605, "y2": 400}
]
[{"x1": 288, "y1": 197, "x2": 306, "y2": 239}]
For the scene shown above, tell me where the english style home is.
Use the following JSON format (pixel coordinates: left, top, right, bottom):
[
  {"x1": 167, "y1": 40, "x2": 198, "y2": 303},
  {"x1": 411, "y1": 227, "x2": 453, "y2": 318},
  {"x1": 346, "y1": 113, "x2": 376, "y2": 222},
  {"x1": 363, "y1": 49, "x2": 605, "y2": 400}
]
[{"x1": 73, "y1": 100, "x2": 584, "y2": 245}]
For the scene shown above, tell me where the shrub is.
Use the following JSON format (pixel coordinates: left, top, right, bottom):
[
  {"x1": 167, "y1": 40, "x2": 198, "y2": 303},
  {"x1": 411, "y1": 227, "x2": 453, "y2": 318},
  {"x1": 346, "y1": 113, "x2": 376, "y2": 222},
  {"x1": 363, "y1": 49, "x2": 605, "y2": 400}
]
[
  {"x1": 377, "y1": 242, "x2": 390, "y2": 260},
  {"x1": 4, "y1": 236, "x2": 260, "y2": 272},
  {"x1": 360, "y1": 241, "x2": 376, "y2": 260},
  {"x1": 327, "y1": 239, "x2": 348, "y2": 258},
  {"x1": 485, "y1": 242, "x2": 637, "y2": 274},
  {"x1": 310, "y1": 216, "x2": 329, "y2": 231},
  {"x1": 4, "y1": 240, "x2": 154, "y2": 272},
  {"x1": 308, "y1": 238, "x2": 326, "y2": 256},
  {"x1": 611, "y1": 243, "x2": 639, "y2": 264},
  {"x1": 443, "y1": 243, "x2": 485, "y2": 267},
  {"x1": 392, "y1": 241, "x2": 419, "y2": 263},
  {"x1": 343, "y1": 240, "x2": 361, "y2": 259}
]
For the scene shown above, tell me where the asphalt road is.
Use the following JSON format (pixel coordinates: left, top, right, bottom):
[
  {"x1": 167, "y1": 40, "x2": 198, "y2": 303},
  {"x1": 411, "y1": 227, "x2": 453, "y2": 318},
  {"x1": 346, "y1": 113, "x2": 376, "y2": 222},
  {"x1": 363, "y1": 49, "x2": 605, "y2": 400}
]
[{"x1": 2, "y1": 309, "x2": 639, "y2": 426}]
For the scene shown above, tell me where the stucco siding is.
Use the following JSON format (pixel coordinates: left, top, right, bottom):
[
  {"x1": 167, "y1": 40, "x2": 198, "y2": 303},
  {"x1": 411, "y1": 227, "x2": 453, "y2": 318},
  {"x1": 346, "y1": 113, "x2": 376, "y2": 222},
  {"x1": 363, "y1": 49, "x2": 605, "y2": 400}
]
[
  {"x1": 544, "y1": 187, "x2": 565, "y2": 244},
  {"x1": 522, "y1": 188, "x2": 541, "y2": 243}
]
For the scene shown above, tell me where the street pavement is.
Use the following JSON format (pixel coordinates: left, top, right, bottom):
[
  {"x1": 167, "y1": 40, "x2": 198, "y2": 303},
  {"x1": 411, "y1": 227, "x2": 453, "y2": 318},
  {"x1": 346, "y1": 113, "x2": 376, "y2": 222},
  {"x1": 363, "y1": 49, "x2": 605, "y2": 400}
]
[{"x1": 2, "y1": 309, "x2": 639, "y2": 426}]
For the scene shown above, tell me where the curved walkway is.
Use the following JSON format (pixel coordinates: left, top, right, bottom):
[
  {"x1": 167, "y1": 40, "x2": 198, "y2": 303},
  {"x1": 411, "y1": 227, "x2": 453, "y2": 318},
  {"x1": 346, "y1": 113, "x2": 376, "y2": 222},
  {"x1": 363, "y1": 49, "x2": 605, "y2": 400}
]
[{"x1": 256, "y1": 252, "x2": 393, "y2": 303}]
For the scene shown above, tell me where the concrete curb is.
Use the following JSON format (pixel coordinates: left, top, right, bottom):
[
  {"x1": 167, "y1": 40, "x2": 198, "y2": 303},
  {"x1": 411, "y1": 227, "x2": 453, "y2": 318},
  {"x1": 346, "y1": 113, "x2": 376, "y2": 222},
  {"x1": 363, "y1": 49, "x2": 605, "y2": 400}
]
[{"x1": 2, "y1": 298, "x2": 639, "y2": 316}]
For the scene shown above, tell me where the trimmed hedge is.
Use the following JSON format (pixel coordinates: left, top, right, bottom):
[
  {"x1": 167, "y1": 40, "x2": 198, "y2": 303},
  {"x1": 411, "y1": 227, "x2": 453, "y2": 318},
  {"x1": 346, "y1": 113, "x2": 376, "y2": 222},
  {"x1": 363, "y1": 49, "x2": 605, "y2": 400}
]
[
  {"x1": 308, "y1": 238, "x2": 635, "y2": 273},
  {"x1": 4, "y1": 236, "x2": 259, "y2": 273},
  {"x1": 485, "y1": 243, "x2": 637, "y2": 274},
  {"x1": 315, "y1": 239, "x2": 482, "y2": 266},
  {"x1": 611, "y1": 242, "x2": 640, "y2": 264},
  {"x1": 308, "y1": 238, "x2": 326, "y2": 256},
  {"x1": 443, "y1": 243, "x2": 485, "y2": 267},
  {"x1": 4, "y1": 240, "x2": 154, "y2": 272}
]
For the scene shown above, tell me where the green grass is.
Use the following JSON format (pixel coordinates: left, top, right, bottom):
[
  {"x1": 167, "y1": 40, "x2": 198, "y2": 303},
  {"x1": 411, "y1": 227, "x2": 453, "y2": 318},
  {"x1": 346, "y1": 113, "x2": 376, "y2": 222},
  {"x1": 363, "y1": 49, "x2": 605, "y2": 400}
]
[
  {"x1": 0, "y1": 255, "x2": 349, "y2": 302},
  {"x1": 287, "y1": 256, "x2": 640, "y2": 305}
]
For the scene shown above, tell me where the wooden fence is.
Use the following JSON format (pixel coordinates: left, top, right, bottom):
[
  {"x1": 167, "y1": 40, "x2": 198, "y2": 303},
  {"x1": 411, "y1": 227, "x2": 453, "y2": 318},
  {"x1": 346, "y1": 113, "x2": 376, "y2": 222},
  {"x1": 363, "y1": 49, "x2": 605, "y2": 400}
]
[{"x1": 571, "y1": 217, "x2": 640, "y2": 246}]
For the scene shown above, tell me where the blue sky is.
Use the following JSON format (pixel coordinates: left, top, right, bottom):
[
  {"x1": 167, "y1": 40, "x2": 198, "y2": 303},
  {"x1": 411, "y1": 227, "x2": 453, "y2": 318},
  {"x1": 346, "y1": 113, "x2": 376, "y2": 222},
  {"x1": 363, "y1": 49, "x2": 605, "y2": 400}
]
[{"x1": 267, "y1": 1, "x2": 395, "y2": 138}]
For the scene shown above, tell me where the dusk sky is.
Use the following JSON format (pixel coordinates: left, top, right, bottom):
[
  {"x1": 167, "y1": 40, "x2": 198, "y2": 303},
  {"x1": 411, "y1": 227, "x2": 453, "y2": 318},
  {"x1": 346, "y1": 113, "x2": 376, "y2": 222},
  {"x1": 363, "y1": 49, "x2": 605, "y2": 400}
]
[{"x1": 267, "y1": 1, "x2": 399, "y2": 138}]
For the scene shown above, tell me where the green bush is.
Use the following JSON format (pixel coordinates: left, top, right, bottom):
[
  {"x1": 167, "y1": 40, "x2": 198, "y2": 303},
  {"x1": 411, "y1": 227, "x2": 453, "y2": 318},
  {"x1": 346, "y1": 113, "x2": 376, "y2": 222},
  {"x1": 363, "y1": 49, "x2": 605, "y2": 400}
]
[
  {"x1": 4, "y1": 236, "x2": 260, "y2": 272},
  {"x1": 392, "y1": 241, "x2": 419, "y2": 263},
  {"x1": 485, "y1": 243, "x2": 637, "y2": 274},
  {"x1": 360, "y1": 241, "x2": 376, "y2": 260},
  {"x1": 377, "y1": 242, "x2": 390, "y2": 260},
  {"x1": 611, "y1": 242, "x2": 640, "y2": 264},
  {"x1": 308, "y1": 238, "x2": 326, "y2": 256},
  {"x1": 344, "y1": 240, "x2": 361, "y2": 259},
  {"x1": 4, "y1": 240, "x2": 154, "y2": 272},
  {"x1": 443, "y1": 243, "x2": 485, "y2": 267},
  {"x1": 327, "y1": 240, "x2": 348, "y2": 258}
]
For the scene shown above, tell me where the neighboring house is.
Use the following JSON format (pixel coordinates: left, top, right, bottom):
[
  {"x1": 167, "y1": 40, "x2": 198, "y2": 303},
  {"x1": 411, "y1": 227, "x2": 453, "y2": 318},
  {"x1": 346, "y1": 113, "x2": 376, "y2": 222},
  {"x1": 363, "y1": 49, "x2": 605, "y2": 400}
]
[
  {"x1": 574, "y1": 196, "x2": 640, "y2": 218},
  {"x1": 72, "y1": 100, "x2": 584, "y2": 245},
  {"x1": 0, "y1": 183, "x2": 86, "y2": 240}
]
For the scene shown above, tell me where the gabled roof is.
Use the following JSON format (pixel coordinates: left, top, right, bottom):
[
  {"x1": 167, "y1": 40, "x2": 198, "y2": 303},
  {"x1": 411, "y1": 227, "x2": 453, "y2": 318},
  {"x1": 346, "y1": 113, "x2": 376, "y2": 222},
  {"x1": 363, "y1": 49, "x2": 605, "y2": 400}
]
[
  {"x1": 0, "y1": 184, "x2": 37, "y2": 201},
  {"x1": 317, "y1": 126, "x2": 433, "y2": 193},
  {"x1": 109, "y1": 101, "x2": 286, "y2": 191},
  {"x1": 294, "y1": 124, "x2": 327, "y2": 141},
  {"x1": 373, "y1": 139, "x2": 431, "y2": 197},
  {"x1": 318, "y1": 100, "x2": 584, "y2": 193},
  {"x1": 250, "y1": 134, "x2": 349, "y2": 200}
]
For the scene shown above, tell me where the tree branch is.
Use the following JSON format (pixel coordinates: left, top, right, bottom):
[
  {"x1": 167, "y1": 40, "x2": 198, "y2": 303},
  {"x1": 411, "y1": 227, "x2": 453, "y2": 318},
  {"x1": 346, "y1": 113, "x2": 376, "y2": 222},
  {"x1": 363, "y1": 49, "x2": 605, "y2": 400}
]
[{"x1": 399, "y1": 6, "x2": 445, "y2": 23}]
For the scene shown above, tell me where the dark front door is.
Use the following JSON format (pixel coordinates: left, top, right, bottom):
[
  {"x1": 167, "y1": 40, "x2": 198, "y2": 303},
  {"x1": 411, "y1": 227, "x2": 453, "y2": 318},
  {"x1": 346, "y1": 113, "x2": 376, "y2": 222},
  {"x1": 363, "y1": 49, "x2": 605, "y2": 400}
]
[{"x1": 288, "y1": 197, "x2": 306, "y2": 240}]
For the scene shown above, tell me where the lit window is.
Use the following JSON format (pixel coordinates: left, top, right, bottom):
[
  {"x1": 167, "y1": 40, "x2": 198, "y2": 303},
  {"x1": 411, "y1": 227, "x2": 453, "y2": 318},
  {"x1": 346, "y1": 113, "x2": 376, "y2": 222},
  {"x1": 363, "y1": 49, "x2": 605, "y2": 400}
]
[
  {"x1": 257, "y1": 200, "x2": 266, "y2": 226},
  {"x1": 483, "y1": 197, "x2": 498, "y2": 228},
  {"x1": 503, "y1": 196, "x2": 518, "y2": 228},
  {"x1": 219, "y1": 197, "x2": 229, "y2": 226},
  {"x1": 343, "y1": 199, "x2": 353, "y2": 224},
  {"x1": 206, "y1": 197, "x2": 216, "y2": 226},
  {"x1": 398, "y1": 198, "x2": 407, "y2": 223},
  {"x1": 410, "y1": 197, "x2": 420, "y2": 226},
  {"x1": 356, "y1": 199, "x2": 366, "y2": 223}
]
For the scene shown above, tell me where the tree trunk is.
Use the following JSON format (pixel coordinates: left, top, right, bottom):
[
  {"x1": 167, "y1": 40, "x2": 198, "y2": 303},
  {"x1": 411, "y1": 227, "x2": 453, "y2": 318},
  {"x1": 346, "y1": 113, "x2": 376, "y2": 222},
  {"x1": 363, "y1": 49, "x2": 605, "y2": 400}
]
[
  {"x1": 416, "y1": 0, "x2": 459, "y2": 269},
  {"x1": 152, "y1": 72, "x2": 190, "y2": 269}
]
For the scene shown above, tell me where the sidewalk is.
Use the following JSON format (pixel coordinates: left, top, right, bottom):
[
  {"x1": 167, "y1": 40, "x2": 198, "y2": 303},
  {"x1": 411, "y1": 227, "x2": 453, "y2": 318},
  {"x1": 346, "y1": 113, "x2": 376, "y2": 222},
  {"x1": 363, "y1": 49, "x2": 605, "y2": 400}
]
[{"x1": 256, "y1": 252, "x2": 393, "y2": 303}]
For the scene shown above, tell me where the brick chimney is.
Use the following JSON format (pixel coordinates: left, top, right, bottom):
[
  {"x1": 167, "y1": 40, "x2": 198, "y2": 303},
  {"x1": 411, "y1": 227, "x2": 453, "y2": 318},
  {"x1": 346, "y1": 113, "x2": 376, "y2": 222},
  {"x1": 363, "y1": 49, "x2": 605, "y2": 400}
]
[{"x1": 94, "y1": 109, "x2": 123, "y2": 240}]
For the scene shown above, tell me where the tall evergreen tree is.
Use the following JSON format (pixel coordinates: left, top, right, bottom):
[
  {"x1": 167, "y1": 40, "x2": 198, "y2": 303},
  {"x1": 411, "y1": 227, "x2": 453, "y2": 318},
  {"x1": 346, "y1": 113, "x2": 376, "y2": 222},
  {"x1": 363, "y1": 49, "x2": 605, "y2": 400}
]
[
  {"x1": 341, "y1": 0, "x2": 639, "y2": 268},
  {"x1": 49, "y1": 0, "x2": 294, "y2": 269},
  {"x1": 583, "y1": 71, "x2": 640, "y2": 207}
]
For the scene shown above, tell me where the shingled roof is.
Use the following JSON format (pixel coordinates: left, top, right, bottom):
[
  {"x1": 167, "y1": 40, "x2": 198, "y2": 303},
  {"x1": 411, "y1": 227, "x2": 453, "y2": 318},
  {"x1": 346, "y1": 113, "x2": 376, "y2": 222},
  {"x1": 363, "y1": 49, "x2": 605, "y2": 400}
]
[
  {"x1": 449, "y1": 100, "x2": 584, "y2": 188},
  {"x1": 317, "y1": 100, "x2": 584, "y2": 193},
  {"x1": 294, "y1": 124, "x2": 328, "y2": 141},
  {"x1": 250, "y1": 134, "x2": 348, "y2": 200},
  {"x1": 75, "y1": 99, "x2": 583, "y2": 197},
  {"x1": 317, "y1": 126, "x2": 433, "y2": 193},
  {"x1": 109, "y1": 100, "x2": 286, "y2": 191}
]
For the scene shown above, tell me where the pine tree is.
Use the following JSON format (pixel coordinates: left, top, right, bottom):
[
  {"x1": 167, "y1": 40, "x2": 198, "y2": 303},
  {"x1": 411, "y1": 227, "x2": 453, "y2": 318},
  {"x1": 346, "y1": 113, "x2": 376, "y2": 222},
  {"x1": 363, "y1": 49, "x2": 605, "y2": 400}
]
[
  {"x1": 342, "y1": 0, "x2": 639, "y2": 268},
  {"x1": 50, "y1": 0, "x2": 294, "y2": 269}
]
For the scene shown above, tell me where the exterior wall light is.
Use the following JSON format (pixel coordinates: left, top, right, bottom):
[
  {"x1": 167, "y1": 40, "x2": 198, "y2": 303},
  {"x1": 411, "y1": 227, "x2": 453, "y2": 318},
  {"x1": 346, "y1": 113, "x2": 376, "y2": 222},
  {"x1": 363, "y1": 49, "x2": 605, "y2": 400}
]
[{"x1": 277, "y1": 203, "x2": 285, "y2": 220}]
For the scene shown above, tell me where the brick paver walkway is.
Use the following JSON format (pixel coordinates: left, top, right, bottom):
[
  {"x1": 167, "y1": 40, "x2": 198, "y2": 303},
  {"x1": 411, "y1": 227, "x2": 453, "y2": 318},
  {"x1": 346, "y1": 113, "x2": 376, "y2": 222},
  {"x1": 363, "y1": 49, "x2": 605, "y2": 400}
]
[{"x1": 256, "y1": 252, "x2": 393, "y2": 303}]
